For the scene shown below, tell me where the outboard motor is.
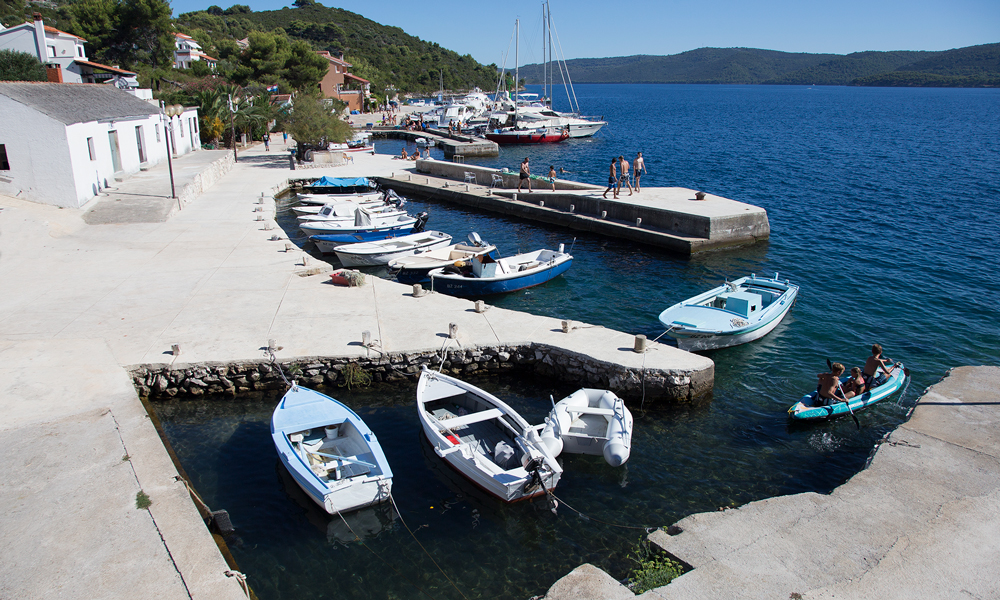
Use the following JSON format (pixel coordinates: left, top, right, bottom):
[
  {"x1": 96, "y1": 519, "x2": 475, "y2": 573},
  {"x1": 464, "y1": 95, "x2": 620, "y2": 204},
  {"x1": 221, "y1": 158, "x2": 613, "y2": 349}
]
[
  {"x1": 413, "y1": 211, "x2": 430, "y2": 232},
  {"x1": 467, "y1": 232, "x2": 483, "y2": 247}
]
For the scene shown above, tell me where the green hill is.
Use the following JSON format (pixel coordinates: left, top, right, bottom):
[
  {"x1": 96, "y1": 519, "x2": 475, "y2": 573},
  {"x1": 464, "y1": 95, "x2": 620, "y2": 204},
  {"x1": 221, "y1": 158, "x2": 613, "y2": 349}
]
[
  {"x1": 520, "y1": 44, "x2": 1000, "y2": 87},
  {"x1": 176, "y1": 3, "x2": 499, "y2": 94}
]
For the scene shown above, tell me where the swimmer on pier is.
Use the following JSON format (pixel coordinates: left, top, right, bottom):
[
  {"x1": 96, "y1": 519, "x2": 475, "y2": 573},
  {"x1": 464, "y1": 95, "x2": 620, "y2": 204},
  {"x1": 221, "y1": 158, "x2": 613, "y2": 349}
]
[{"x1": 603, "y1": 158, "x2": 618, "y2": 199}]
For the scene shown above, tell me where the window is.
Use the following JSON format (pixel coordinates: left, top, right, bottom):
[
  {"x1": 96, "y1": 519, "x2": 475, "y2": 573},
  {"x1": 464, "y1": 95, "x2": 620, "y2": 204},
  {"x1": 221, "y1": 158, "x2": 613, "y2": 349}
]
[
  {"x1": 76, "y1": 45, "x2": 83, "y2": 57},
  {"x1": 46, "y1": 46, "x2": 55, "y2": 58},
  {"x1": 155, "y1": 124, "x2": 160, "y2": 142},
  {"x1": 87, "y1": 137, "x2": 96, "y2": 160},
  {"x1": 179, "y1": 118, "x2": 184, "y2": 137},
  {"x1": 0, "y1": 144, "x2": 9, "y2": 170}
]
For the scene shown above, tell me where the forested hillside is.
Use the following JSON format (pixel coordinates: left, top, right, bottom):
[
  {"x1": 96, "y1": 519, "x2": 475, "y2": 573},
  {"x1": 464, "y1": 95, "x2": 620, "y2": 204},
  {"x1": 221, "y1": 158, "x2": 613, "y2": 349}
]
[{"x1": 520, "y1": 44, "x2": 1000, "y2": 87}]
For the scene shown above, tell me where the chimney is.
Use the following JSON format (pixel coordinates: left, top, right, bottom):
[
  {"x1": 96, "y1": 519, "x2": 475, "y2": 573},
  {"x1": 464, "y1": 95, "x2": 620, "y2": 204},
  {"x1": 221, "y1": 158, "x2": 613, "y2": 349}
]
[
  {"x1": 338, "y1": 51, "x2": 344, "y2": 61},
  {"x1": 32, "y1": 13, "x2": 46, "y2": 62},
  {"x1": 46, "y1": 63, "x2": 63, "y2": 83}
]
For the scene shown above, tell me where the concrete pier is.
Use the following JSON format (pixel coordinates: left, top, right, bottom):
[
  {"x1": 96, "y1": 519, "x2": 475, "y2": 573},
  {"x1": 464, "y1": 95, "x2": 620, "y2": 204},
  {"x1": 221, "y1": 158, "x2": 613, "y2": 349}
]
[
  {"x1": 370, "y1": 126, "x2": 500, "y2": 158},
  {"x1": 541, "y1": 366, "x2": 1000, "y2": 600},
  {"x1": 0, "y1": 147, "x2": 711, "y2": 598},
  {"x1": 377, "y1": 160, "x2": 769, "y2": 254}
]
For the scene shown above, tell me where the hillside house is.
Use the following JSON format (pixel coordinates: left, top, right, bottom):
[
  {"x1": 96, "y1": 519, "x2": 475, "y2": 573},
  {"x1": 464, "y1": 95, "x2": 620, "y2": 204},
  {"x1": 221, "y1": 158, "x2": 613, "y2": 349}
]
[
  {"x1": 0, "y1": 13, "x2": 137, "y2": 86},
  {"x1": 316, "y1": 51, "x2": 370, "y2": 112},
  {"x1": 173, "y1": 33, "x2": 217, "y2": 70}
]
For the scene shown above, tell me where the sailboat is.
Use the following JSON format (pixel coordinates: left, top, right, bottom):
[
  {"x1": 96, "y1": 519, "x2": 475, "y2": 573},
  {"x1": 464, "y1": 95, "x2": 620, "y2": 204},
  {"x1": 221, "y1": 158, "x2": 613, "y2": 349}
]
[{"x1": 484, "y1": 19, "x2": 570, "y2": 145}]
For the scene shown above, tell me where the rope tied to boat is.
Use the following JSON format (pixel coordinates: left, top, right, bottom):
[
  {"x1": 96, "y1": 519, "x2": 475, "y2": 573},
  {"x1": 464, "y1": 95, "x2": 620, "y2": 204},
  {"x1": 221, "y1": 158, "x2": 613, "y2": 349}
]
[
  {"x1": 266, "y1": 347, "x2": 294, "y2": 389},
  {"x1": 639, "y1": 327, "x2": 678, "y2": 414},
  {"x1": 545, "y1": 490, "x2": 660, "y2": 534},
  {"x1": 389, "y1": 492, "x2": 471, "y2": 600},
  {"x1": 224, "y1": 570, "x2": 251, "y2": 598}
]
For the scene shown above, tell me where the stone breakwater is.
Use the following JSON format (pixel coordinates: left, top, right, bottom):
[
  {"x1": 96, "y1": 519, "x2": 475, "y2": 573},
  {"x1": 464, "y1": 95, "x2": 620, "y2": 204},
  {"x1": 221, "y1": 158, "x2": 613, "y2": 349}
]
[{"x1": 132, "y1": 343, "x2": 706, "y2": 402}]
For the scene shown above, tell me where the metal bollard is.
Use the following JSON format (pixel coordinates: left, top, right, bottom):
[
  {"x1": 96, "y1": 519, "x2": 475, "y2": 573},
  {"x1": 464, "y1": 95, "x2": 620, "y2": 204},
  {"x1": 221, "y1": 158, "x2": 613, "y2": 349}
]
[
  {"x1": 601, "y1": 210, "x2": 607, "y2": 219},
  {"x1": 449, "y1": 323, "x2": 458, "y2": 339},
  {"x1": 413, "y1": 283, "x2": 424, "y2": 297},
  {"x1": 633, "y1": 334, "x2": 647, "y2": 353},
  {"x1": 569, "y1": 204, "x2": 575, "y2": 212},
  {"x1": 636, "y1": 217, "x2": 642, "y2": 227},
  {"x1": 475, "y1": 300, "x2": 486, "y2": 313},
  {"x1": 562, "y1": 320, "x2": 571, "y2": 333},
  {"x1": 362, "y1": 331, "x2": 371, "y2": 346},
  {"x1": 539, "y1": 200, "x2": 544, "y2": 207}
]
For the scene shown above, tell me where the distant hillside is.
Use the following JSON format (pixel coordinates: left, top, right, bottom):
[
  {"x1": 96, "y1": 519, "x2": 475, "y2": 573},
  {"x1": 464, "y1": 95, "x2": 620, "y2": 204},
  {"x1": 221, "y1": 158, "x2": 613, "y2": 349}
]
[
  {"x1": 176, "y1": 3, "x2": 499, "y2": 94},
  {"x1": 520, "y1": 44, "x2": 1000, "y2": 87}
]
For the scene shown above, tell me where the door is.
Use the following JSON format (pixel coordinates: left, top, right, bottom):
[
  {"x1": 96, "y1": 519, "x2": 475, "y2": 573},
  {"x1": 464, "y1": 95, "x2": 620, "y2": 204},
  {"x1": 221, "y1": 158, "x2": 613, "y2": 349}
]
[
  {"x1": 108, "y1": 130, "x2": 122, "y2": 172},
  {"x1": 135, "y1": 125, "x2": 146, "y2": 163}
]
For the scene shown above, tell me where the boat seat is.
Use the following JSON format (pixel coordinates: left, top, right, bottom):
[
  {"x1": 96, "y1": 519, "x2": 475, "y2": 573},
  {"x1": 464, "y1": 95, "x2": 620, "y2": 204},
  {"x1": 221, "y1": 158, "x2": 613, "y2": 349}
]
[
  {"x1": 434, "y1": 408, "x2": 504, "y2": 429},
  {"x1": 565, "y1": 406, "x2": 615, "y2": 416},
  {"x1": 464, "y1": 172, "x2": 477, "y2": 184}
]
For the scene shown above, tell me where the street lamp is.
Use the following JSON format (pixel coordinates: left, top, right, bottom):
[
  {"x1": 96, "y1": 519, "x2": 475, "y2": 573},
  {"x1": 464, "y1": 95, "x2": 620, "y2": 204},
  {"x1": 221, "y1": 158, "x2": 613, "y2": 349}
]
[{"x1": 162, "y1": 103, "x2": 184, "y2": 200}]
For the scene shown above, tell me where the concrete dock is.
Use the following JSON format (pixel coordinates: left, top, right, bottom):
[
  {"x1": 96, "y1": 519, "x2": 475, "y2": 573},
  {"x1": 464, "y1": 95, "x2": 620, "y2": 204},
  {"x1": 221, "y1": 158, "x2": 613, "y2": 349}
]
[
  {"x1": 378, "y1": 160, "x2": 770, "y2": 254},
  {"x1": 542, "y1": 366, "x2": 1000, "y2": 600},
  {"x1": 370, "y1": 126, "x2": 500, "y2": 158},
  {"x1": 0, "y1": 145, "x2": 710, "y2": 598}
]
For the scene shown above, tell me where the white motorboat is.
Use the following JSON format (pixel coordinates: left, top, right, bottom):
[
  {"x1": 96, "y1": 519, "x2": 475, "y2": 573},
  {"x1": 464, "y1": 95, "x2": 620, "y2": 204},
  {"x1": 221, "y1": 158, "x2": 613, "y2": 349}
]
[
  {"x1": 271, "y1": 385, "x2": 393, "y2": 514},
  {"x1": 538, "y1": 389, "x2": 633, "y2": 467},
  {"x1": 333, "y1": 230, "x2": 453, "y2": 267},
  {"x1": 299, "y1": 208, "x2": 419, "y2": 237},
  {"x1": 416, "y1": 367, "x2": 562, "y2": 502},
  {"x1": 297, "y1": 191, "x2": 385, "y2": 205},
  {"x1": 295, "y1": 202, "x2": 406, "y2": 223},
  {"x1": 657, "y1": 273, "x2": 799, "y2": 351},
  {"x1": 388, "y1": 232, "x2": 497, "y2": 284},
  {"x1": 291, "y1": 199, "x2": 385, "y2": 217},
  {"x1": 428, "y1": 246, "x2": 573, "y2": 297}
]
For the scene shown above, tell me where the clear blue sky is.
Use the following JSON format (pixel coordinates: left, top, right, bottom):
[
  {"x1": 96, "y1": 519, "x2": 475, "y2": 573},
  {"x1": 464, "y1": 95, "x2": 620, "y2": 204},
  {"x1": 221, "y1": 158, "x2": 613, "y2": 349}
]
[{"x1": 171, "y1": 0, "x2": 1000, "y2": 66}]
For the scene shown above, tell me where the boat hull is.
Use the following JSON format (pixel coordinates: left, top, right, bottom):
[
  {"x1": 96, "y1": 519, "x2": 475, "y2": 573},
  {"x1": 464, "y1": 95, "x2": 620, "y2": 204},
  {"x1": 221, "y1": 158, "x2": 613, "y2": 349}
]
[
  {"x1": 788, "y1": 363, "x2": 907, "y2": 420},
  {"x1": 485, "y1": 130, "x2": 569, "y2": 144},
  {"x1": 311, "y1": 227, "x2": 418, "y2": 252},
  {"x1": 334, "y1": 231, "x2": 453, "y2": 267}
]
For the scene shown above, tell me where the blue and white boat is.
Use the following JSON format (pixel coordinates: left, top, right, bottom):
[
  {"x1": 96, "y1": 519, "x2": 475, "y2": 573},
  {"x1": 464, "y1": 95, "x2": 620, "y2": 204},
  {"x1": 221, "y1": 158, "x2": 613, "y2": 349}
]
[
  {"x1": 271, "y1": 385, "x2": 393, "y2": 515},
  {"x1": 657, "y1": 273, "x2": 799, "y2": 351},
  {"x1": 295, "y1": 202, "x2": 406, "y2": 223},
  {"x1": 304, "y1": 176, "x2": 375, "y2": 194},
  {"x1": 428, "y1": 246, "x2": 572, "y2": 297},
  {"x1": 299, "y1": 208, "x2": 422, "y2": 238},
  {"x1": 788, "y1": 362, "x2": 908, "y2": 421},
  {"x1": 310, "y1": 212, "x2": 429, "y2": 253},
  {"x1": 333, "y1": 230, "x2": 453, "y2": 267}
]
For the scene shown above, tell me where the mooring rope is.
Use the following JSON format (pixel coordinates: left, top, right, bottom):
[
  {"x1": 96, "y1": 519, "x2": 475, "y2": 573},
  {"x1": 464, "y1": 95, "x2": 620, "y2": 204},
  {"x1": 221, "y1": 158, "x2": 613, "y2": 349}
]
[
  {"x1": 224, "y1": 570, "x2": 251, "y2": 598},
  {"x1": 389, "y1": 492, "x2": 471, "y2": 600},
  {"x1": 546, "y1": 490, "x2": 660, "y2": 533},
  {"x1": 639, "y1": 328, "x2": 676, "y2": 414},
  {"x1": 176, "y1": 476, "x2": 212, "y2": 516},
  {"x1": 266, "y1": 348, "x2": 294, "y2": 388},
  {"x1": 327, "y1": 494, "x2": 439, "y2": 600}
]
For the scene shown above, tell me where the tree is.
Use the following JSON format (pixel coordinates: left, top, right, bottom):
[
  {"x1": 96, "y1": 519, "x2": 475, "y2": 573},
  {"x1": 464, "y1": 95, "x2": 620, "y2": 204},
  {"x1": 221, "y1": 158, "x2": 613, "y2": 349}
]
[
  {"x1": 0, "y1": 50, "x2": 47, "y2": 81},
  {"x1": 292, "y1": 0, "x2": 316, "y2": 7},
  {"x1": 68, "y1": 0, "x2": 173, "y2": 69},
  {"x1": 284, "y1": 39, "x2": 328, "y2": 89},
  {"x1": 284, "y1": 91, "x2": 352, "y2": 157}
]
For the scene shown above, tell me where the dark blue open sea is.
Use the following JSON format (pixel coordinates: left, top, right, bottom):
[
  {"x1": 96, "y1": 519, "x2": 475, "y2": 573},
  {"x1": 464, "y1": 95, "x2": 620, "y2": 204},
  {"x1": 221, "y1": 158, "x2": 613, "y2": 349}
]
[{"x1": 154, "y1": 84, "x2": 1000, "y2": 600}]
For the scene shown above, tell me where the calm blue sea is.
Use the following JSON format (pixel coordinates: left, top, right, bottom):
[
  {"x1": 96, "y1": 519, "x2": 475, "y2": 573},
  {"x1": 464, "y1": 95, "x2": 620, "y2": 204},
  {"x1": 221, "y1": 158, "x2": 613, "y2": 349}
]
[{"x1": 155, "y1": 84, "x2": 1000, "y2": 600}]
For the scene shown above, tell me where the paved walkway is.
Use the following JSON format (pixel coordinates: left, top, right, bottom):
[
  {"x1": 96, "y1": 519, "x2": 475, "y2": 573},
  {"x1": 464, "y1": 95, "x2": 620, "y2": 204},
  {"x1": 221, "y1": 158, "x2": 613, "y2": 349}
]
[
  {"x1": 542, "y1": 366, "x2": 1000, "y2": 600},
  {"x1": 0, "y1": 144, "x2": 710, "y2": 599}
]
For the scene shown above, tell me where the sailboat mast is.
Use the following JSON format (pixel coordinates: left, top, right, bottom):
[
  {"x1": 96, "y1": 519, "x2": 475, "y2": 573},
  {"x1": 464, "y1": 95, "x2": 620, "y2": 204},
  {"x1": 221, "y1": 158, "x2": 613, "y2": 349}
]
[
  {"x1": 547, "y1": 0, "x2": 553, "y2": 108},
  {"x1": 514, "y1": 18, "x2": 519, "y2": 128},
  {"x1": 542, "y1": 3, "x2": 547, "y2": 105}
]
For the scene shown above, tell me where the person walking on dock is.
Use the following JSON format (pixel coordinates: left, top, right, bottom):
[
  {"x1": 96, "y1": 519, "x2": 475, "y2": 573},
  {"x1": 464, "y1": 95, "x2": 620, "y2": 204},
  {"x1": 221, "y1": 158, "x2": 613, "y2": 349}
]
[
  {"x1": 634, "y1": 152, "x2": 646, "y2": 192},
  {"x1": 603, "y1": 158, "x2": 618, "y2": 199},
  {"x1": 519, "y1": 157, "x2": 532, "y2": 193},
  {"x1": 549, "y1": 165, "x2": 557, "y2": 192},
  {"x1": 617, "y1": 155, "x2": 633, "y2": 196}
]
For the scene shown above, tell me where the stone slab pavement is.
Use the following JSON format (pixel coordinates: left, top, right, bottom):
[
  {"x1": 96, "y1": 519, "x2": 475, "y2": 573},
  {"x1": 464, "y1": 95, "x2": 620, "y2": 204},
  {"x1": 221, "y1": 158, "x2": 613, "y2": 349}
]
[
  {"x1": 540, "y1": 366, "x2": 1000, "y2": 600},
  {"x1": 0, "y1": 143, "x2": 711, "y2": 599}
]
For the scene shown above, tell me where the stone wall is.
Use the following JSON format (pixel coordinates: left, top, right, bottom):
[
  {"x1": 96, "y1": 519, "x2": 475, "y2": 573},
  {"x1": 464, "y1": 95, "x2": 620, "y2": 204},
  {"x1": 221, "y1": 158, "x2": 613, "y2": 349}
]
[{"x1": 131, "y1": 343, "x2": 707, "y2": 402}]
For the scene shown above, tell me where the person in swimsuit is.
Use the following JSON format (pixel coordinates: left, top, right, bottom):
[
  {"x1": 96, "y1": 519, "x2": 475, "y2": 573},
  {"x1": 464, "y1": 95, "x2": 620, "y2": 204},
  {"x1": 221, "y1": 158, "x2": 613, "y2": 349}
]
[
  {"x1": 841, "y1": 367, "x2": 867, "y2": 398},
  {"x1": 864, "y1": 343, "x2": 898, "y2": 388},
  {"x1": 603, "y1": 158, "x2": 618, "y2": 199},
  {"x1": 817, "y1": 362, "x2": 848, "y2": 406},
  {"x1": 617, "y1": 155, "x2": 633, "y2": 196},
  {"x1": 634, "y1": 152, "x2": 646, "y2": 192},
  {"x1": 548, "y1": 165, "x2": 557, "y2": 192},
  {"x1": 518, "y1": 157, "x2": 531, "y2": 192}
]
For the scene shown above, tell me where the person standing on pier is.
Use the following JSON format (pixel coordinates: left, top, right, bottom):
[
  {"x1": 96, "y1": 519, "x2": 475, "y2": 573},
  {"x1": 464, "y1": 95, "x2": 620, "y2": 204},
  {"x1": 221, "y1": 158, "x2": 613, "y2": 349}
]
[
  {"x1": 548, "y1": 165, "x2": 557, "y2": 192},
  {"x1": 603, "y1": 158, "x2": 618, "y2": 199},
  {"x1": 634, "y1": 152, "x2": 646, "y2": 192},
  {"x1": 519, "y1": 157, "x2": 532, "y2": 193},
  {"x1": 617, "y1": 156, "x2": 633, "y2": 196}
]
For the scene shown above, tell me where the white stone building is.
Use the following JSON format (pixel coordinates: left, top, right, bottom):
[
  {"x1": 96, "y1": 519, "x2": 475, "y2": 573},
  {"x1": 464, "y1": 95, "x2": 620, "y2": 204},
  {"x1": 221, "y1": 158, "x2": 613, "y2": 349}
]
[
  {"x1": 0, "y1": 13, "x2": 137, "y2": 85},
  {"x1": 173, "y1": 33, "x2": 217, "y2": 70},
  {"x1": 0, "y1": 82, "x2": 200, "y2": 209}
]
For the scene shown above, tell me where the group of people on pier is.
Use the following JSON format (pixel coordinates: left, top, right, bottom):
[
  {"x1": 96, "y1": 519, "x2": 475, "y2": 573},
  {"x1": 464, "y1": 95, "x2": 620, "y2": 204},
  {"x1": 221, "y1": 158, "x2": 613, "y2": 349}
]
[{"x1": 603, "y1": 153, "x2": 647, "y2": 199}]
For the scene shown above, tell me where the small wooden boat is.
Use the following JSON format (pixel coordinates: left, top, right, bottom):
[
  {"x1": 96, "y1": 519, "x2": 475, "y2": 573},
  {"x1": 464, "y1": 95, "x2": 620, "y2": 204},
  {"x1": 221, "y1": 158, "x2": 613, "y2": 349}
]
[
  {"x1": 428, "y1": 246, "x2": 572, "y2": 297},
  {"x1": 333, "y1": 230, "x2": 453, "y2": 267},
  {"x1": 657, "y1": 273, "x2": 799, "y2": 351},
  {"x1": 538, "y1": 389, "x2": 633, "y2": 467},
  {"x1": 416, "y1": 367, "x2": 562, "y2": 502},
  {"x1": 388, "y1": 232, "x2": 497, "y2": 284},
  {"x1": 485, "y1": 126, "x2": 569, "y2": 144},
  {"x1": 271, "y1": 385, "x2": 393, "y2": 514},
  {"x1": 788, "y1": 362, "x2": 907, "y2": 421}
]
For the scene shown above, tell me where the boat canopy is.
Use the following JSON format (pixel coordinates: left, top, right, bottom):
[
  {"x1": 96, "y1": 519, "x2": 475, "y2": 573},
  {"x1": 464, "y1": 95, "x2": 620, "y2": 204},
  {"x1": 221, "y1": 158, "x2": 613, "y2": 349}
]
[{"x1": 307, "y1": 176, "x2": 371, "y2": 189}]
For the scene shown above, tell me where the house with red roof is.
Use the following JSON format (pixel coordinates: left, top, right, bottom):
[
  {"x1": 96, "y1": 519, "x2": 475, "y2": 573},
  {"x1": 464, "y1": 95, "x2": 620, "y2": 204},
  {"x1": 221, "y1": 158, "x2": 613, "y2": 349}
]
[
  {"x1": 173, "y1": 33, "x2": 217, "y2": 71},
  {"x1": 316, "y1": 51, "x2": 370, "y2": 113}
]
